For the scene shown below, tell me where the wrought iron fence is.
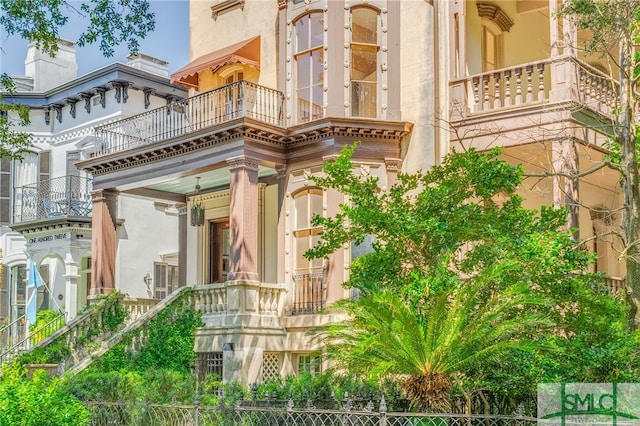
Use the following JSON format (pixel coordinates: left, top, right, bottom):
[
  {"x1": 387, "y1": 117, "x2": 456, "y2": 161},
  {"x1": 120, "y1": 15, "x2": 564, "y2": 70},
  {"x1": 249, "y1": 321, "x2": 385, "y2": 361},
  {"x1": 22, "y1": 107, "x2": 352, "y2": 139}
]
[
  {"x1": 94, "y1": 80, "x2": 285, "y2": 157},
  {"x1": 86, "y1": 400, "x2": 538, "y2": 426},
  {"x1": 14, "y1": 175, "x2": 93, "y2": 222}
]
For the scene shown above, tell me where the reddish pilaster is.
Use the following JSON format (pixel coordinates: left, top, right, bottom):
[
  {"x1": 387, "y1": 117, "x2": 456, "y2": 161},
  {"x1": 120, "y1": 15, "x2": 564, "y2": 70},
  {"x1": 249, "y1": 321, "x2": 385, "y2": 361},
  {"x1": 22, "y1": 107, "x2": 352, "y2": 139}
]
[
  {"x1": 90, "y1": 189, "x2": 119, "y2": 294},
  {"x1": 276, "y1": 165, "x2": 287, "y2": 284},
  {"x1": 227, "y1": 156, "x2": 260, "y2": 282}
]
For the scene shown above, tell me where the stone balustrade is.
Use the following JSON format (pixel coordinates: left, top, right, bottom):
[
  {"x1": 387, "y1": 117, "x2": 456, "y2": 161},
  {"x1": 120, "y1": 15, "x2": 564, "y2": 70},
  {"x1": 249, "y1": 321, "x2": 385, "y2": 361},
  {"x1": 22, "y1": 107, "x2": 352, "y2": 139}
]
[{"x1": 450, "y1": 56, "x2": 620, "y2": 119}]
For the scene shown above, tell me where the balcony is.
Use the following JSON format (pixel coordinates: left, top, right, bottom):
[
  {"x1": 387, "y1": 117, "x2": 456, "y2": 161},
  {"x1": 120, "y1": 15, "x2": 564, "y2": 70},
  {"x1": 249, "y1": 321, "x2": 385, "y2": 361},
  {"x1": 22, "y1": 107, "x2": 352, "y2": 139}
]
[
  {"x1": 94, "y1": 81, "x2": 284, "y2": 158},
  {"x1": 450, "y1": 56, "x2": 618, "y2": 126},
  {"x1": 292, "y1": 272, "x2": 326, "y2": 315},
  {"x1": 14, "y1": 175, "x2": 93, "y2": 223}
]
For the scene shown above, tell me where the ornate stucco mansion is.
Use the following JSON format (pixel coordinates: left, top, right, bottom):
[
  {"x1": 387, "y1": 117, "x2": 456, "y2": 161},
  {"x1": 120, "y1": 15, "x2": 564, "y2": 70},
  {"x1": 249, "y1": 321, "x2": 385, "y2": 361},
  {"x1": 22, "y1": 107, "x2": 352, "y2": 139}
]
[{"x1": 4, "y1": 0, "x2": 624, "y2": 383}]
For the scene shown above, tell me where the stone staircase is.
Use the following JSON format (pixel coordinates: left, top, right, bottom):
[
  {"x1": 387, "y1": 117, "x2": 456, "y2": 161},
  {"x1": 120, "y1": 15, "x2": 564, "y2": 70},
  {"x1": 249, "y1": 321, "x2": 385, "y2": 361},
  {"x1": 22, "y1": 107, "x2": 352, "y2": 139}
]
[
  {"x1": 0, "y1": 312, "x2": 66, "y2": 366},
  {"x1": 2, "y1": 291, "x2": 171, "y2": 374},
  {"x1": 5, "y1": 280, "x2": 288, "y2": 375},
  {"x1": 65, "y1": 286, "x2": 193, "y2": 374}
]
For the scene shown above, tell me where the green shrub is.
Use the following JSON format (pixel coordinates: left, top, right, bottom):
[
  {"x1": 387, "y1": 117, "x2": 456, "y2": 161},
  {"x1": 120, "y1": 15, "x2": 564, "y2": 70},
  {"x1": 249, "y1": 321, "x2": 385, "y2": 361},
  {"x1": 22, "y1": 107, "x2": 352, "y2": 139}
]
[{"x1": 0, "y1": 363, "x2": 89, "y2": 426}]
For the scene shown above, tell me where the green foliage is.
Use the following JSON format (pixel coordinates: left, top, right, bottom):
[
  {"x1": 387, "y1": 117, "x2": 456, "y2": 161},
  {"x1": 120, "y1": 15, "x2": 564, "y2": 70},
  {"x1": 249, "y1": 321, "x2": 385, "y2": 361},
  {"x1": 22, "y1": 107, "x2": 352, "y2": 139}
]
[
  {"x1": 0, "y1": 362, "x2": 89, "y2": 426},
  {"x1": 90, "y1": 303, "x2": 202, "y2": 373},
  {"x1": 309, "y1": 145, "x2": 591, "y2": 302},
  {"x1": 258, "y1": 371, "x2": 402, "y2": 405},
  {"x1": 0, "y1": 74, "x2": 33, "y2": 160},
  {"x1": 308, "y1": 144, "x2": 630, "y2": 409},
  {"x1": 65, "y1": 369, "x2": 197, "y2": 404},
  {"x1": 0, "y1": 0, "x2": 155, "y2": 57},
  {"x1": 559, "y1": 0, "x2": 640, "y2": 56},
  {"x1": 17, "y1": 292, "x2": 126, "y2": 366},
  {"x1": 29, "y1": 309, "x2": 64, "y2": 345}
]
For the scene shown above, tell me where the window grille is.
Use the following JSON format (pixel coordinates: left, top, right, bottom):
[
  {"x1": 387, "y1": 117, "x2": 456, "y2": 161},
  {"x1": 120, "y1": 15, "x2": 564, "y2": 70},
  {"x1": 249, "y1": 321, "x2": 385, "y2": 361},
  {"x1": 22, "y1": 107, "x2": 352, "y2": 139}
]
[
  {"x1": 197, "y1": 352, "x2": 223, "y2": 381},
  {"x1": 262, "y1": 352, "x2": 280, "y2": 382}
]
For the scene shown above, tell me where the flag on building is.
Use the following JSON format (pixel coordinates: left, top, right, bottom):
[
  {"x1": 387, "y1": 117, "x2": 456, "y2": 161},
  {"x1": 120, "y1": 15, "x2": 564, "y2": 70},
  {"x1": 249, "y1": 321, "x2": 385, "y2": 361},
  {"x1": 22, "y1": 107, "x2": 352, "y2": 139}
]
[{"x1": 25, "y1": 260, "x2": 44, "y2": 325}]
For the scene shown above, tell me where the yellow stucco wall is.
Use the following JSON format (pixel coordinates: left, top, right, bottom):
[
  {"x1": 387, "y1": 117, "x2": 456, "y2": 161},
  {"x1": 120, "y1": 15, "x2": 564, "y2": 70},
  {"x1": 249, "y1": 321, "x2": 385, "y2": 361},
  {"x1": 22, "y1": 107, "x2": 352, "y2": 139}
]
[{"x1": 189, "y1": 0, "x2": 278, "y2": 90}]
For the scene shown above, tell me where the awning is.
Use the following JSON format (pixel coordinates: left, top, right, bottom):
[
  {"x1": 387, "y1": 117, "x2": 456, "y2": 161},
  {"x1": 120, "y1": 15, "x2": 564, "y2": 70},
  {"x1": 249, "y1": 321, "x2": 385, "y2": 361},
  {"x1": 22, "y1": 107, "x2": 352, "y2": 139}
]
[{"x1": 170, "y1": 36, "x2": 260, "y2": 90}]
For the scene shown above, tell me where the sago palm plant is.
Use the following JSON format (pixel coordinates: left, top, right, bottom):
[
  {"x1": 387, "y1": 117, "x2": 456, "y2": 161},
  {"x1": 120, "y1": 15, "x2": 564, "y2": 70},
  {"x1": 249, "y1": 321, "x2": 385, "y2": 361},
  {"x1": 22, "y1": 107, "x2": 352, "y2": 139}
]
[{"x1": 321, "y1": 264, "x2": 551, "y2": 412}]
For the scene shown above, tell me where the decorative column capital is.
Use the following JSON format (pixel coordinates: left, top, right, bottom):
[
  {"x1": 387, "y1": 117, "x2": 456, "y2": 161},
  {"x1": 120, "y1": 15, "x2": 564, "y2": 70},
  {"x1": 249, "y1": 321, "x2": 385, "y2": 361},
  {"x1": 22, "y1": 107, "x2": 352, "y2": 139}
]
[
  {"x1": 384, "y1": 158, "x2": 402, "y2": 173},
  {"x1": 276, "y1": 165, "x2": 287, "y2": 179},
  {"x1": 227, "y1": 156, "x2": 260, "y2": 172},
  {"x1": 91, "y1": 189, "x2": 120, "y2": 203}
]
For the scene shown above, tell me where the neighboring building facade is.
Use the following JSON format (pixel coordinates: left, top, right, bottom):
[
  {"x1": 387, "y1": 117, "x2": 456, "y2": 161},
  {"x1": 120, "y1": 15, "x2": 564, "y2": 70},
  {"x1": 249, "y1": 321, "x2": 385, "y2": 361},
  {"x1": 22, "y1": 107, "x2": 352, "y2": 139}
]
[
  {"x1": 2, "y1": 41, "x2": 187, "y2": 334},
  {"x1": 77, "y1": 0, "x2": 624, "y2": 384},
  {"x1": 448, "y1": 0, "x2": 623, "y2": 278}
]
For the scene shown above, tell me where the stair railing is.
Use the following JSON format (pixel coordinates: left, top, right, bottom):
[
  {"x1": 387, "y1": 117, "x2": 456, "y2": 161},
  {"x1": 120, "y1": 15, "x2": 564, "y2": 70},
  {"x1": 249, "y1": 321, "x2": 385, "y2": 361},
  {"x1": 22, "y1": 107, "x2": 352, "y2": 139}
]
[{"x1": 0, "y1": 311, "x2": 66, "y2": 365}]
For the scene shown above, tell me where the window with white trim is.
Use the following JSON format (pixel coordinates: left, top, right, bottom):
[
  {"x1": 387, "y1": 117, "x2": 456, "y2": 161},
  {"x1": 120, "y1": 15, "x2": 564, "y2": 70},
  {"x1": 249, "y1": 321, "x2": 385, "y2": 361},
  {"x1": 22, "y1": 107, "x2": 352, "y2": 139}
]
[
  {"x1": 350, "y1": 7, "x2": 379, "y2": 118},
  {"x1": 154, "y1": 262, "x2": 179, "y2": 299},
  {"x1": 293, "y1": 188, "x2": 323, "y2": 274},
  {"x1": 297, "y1": 353, "x2": 322, "y2": 375},
  {"x1": 295, "y1": 12, "x2": 324, "y2": 123}
]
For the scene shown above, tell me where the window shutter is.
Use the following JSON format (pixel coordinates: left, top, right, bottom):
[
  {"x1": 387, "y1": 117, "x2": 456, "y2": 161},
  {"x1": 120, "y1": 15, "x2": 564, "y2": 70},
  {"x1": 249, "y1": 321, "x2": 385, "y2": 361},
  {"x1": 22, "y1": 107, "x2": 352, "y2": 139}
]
[
  {"x1": 39, "y1": 151, "x2": 50, "y2": 182},
  {"x1": 0, "y1": 158, "x2": 10, "y2": 223}
]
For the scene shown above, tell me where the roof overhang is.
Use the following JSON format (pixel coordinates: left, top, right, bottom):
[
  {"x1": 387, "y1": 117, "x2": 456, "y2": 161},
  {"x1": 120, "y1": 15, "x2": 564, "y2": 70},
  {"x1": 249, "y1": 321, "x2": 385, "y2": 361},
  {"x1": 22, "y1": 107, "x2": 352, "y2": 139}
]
[{"x1": 170, "y1": 36, "x2": 260, "y2": 90}]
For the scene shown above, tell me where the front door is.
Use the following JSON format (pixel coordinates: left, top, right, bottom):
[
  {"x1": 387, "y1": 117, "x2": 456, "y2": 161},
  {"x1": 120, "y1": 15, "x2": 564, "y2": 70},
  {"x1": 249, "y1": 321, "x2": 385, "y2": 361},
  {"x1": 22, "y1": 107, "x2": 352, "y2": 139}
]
[{"x1": 209, "y1": 220, "x2": 230, "y2": 283}]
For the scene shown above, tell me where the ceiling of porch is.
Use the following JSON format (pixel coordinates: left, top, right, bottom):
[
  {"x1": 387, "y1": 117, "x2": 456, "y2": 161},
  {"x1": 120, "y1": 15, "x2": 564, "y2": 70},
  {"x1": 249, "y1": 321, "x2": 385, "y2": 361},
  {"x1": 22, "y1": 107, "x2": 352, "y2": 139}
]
[{"x1": 140, "y1": 166, "x2": 277, "y2": 198}]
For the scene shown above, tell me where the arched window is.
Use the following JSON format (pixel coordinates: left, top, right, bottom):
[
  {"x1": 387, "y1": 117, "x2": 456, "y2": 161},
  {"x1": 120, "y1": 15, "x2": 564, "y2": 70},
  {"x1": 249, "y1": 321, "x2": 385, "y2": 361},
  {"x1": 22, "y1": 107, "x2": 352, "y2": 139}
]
[
  {"x1": 294, "y1": 12, "x2": 324, "y2": 122},
  {"x1": 350, "y1": 7, "x2": 379, "y2": 118},
  {"x1": 476, "y1": 2, "x2": 513, "y2": 73}
]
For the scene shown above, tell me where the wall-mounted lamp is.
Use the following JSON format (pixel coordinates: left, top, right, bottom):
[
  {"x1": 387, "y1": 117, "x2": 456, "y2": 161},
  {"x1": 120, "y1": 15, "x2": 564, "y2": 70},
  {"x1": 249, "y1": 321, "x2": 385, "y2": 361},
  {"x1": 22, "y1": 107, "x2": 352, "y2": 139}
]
[
  {"x1": 143, "y1": 273, "x2": 152, "y2": 288},
  {"x1": 190, "y1": 177, "x2": 205, "y2": 227},
  {"x1": 222, "y1": 342, "x2": 235, "y2": 351}
]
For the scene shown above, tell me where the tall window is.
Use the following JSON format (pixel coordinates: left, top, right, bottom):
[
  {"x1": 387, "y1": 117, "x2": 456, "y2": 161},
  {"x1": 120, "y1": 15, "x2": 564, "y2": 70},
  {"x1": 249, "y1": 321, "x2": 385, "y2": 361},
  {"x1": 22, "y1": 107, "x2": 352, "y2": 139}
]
[
  {"x1": 209, "y1": 220, "x2": 230, "y2": 283},
  {"x1": 293, "y1": 188, "x2": 323, "y2": 274},
  {"x1": 37, "y1": 263, "x2": 49, "y2": 311},
  {"x1": 292, "y1": 188, "x2": 325, "y2": 314},
  {"x1": 351, "y1": 7, "x2": 379, "y2": 118},
  {"x1": 295, "y1": 12, "x2": 324, "y2": 122},
  {"x1": 10, "y1": 264, "x2": 26, "y2": 321},
  {"x1": 13, "y1": 152, "x2": 38, "y2": 188},
  {"x1": 0, "y1": 157, "x2": 10, "y2": 223},
  {"x1": 13, "y1": 152, "x2": 38, "y2": 222}
]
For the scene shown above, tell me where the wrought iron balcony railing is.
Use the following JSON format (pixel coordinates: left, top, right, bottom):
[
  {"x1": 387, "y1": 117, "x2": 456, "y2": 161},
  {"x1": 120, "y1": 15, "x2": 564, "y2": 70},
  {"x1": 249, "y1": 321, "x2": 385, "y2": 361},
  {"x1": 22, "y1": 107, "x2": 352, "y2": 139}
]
[
  {"x1": 14, "y1": 175, "x2": 93, "y2": 223},
  {"x1": 292, "y1": 271, "x2": 326, "y2": 315},
  {"x1": 94, "y1": 81, "x2": 285, "y2": 157}
]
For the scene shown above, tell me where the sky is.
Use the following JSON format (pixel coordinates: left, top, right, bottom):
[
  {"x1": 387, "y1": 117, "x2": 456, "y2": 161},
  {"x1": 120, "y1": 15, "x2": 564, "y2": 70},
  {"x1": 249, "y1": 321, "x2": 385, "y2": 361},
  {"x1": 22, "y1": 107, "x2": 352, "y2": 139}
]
[{"x1": 0, "y1": 0, "x2": 190, "y2": 78}]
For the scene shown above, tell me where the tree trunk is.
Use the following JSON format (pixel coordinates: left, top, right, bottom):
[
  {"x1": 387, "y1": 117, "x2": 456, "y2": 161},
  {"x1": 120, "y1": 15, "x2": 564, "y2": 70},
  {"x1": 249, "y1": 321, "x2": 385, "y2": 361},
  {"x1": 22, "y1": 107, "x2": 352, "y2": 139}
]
[{"x1": 618, "y1": 27, "x2": 640, "y2": 330}]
